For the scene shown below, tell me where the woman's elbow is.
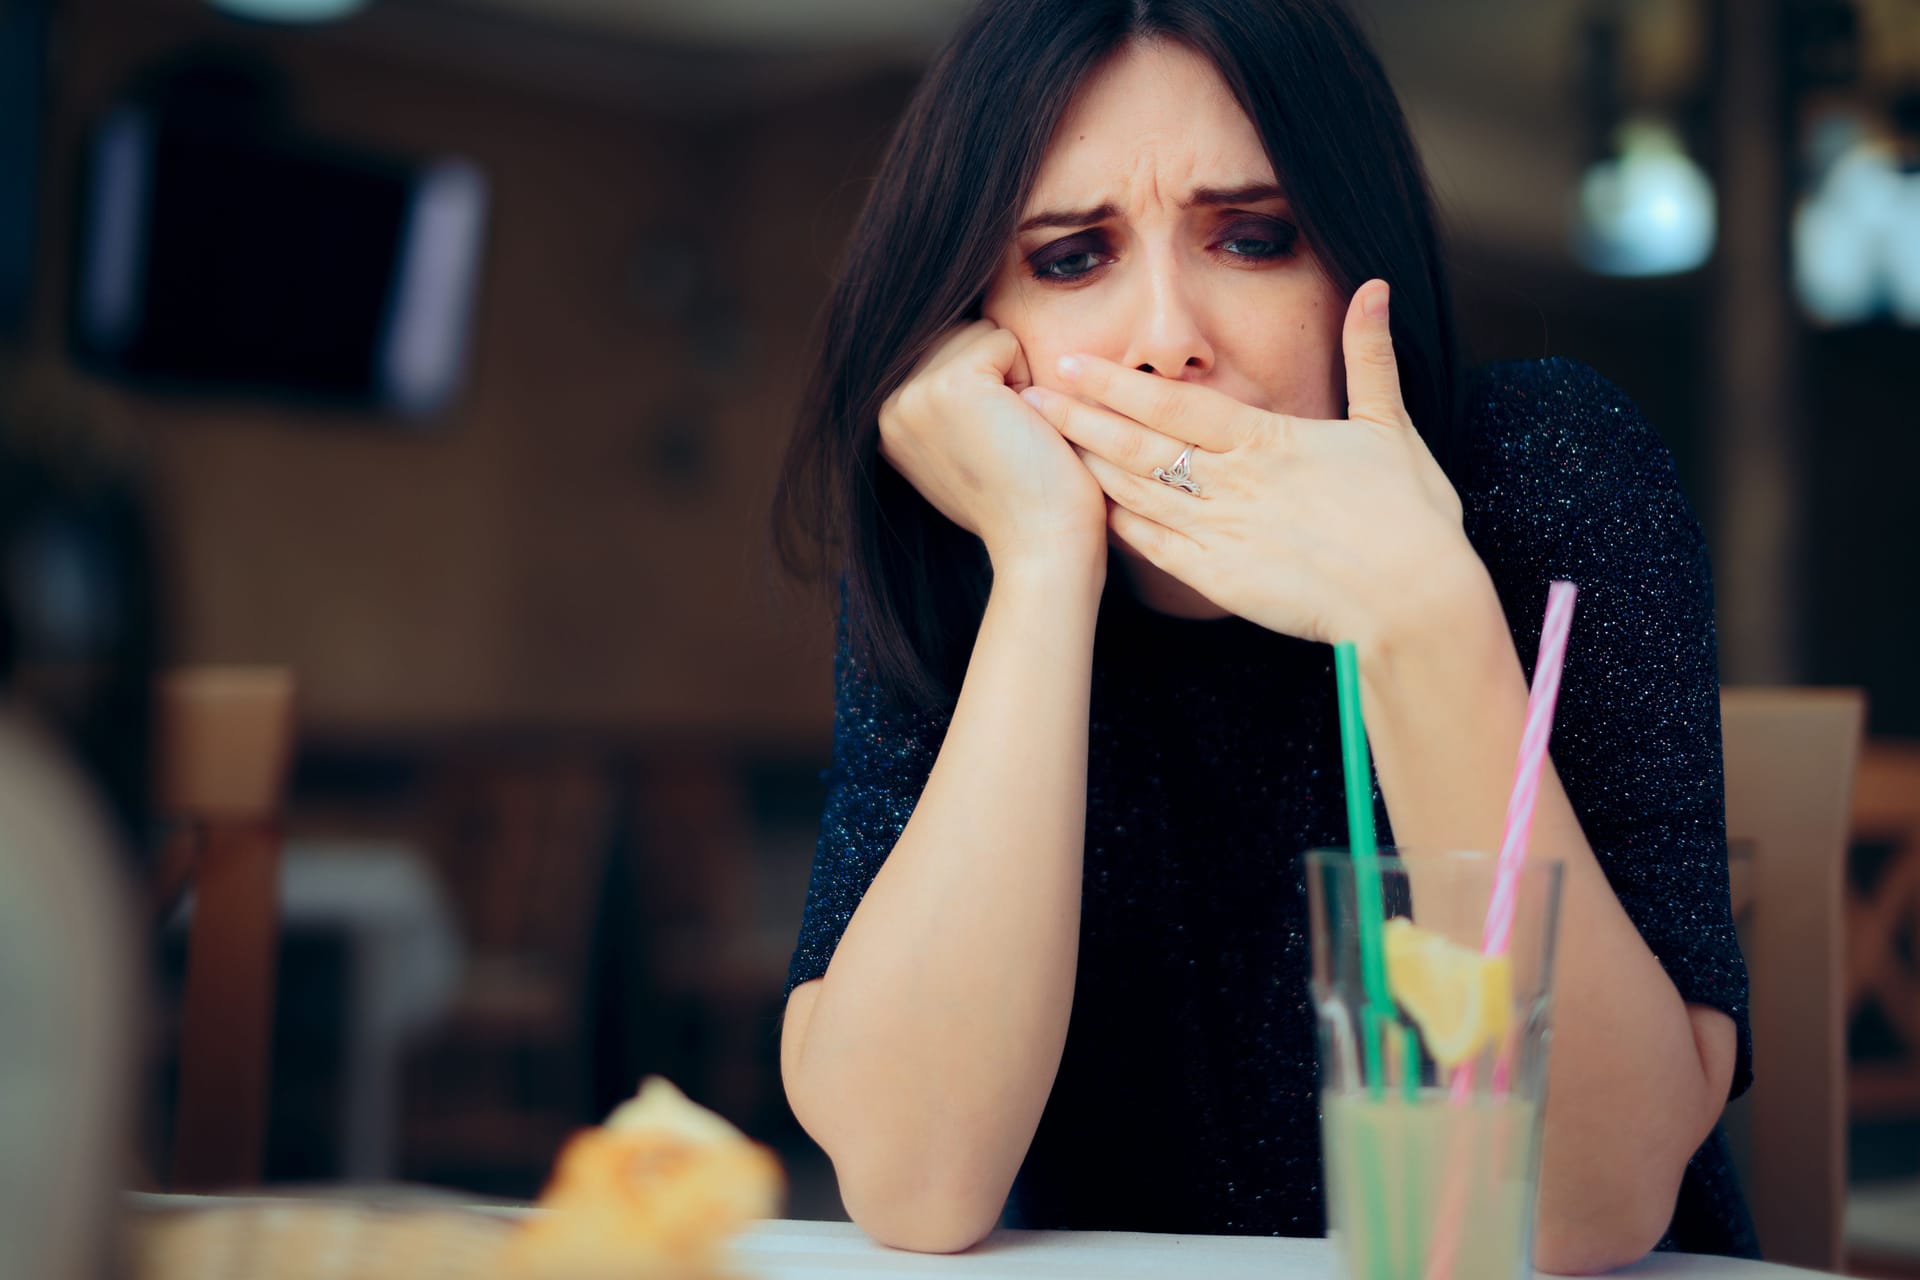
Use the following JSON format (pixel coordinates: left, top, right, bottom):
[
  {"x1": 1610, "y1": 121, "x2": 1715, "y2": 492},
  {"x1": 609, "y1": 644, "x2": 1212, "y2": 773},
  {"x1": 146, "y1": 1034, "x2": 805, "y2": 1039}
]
[
  {"x1": 1538, "y1": 1214, "x2": 1669, "y2": 1276},
  {"x1": 783, "y1": 1077, "x2": 1004, "y2": 1251},
  {"x1": 838, "y1": 1162, "x2": 1003, "y2": 1254},
  {"x1": 1535, "y1": 1176, "x2": 1676, "y2": 1275}
]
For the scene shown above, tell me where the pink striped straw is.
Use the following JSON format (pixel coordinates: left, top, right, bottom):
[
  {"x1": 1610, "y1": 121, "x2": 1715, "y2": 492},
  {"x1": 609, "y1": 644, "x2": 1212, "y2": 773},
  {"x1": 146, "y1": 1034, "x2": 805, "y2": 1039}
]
[
  {"x1": 1425, "y1": 580, "x2": 1578, "y2": 1280},
  {"x1": 1443, "y1": 578, "x2": 1578, "y2": 1109},
  {"x1": 1481, "y1": 579, "x2": 1578, "y2": 959}
]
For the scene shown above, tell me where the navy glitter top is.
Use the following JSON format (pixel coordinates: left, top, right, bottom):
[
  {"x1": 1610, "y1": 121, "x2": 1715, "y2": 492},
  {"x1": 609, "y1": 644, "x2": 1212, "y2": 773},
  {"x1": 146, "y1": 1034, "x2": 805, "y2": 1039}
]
[{"x1": 787, "y1": 358, "x2": 1759, "y2": 1258}]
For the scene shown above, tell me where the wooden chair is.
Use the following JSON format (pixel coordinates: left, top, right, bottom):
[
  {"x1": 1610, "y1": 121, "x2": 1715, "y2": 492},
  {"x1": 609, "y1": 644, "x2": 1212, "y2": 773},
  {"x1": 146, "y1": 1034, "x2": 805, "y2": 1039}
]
[
  {"x1": 629, "y1": 750, "x2": 784, "y2": 1125},
  {"x1": 401, "y1": 747, "x2": 616, "y2": 1182},
  {"x1": 150, "y1": 666, "x2": 296, "y2": 1190},
  {"x1": 1847, "y1": 738, "x2": 1920, "y2": 1118},
  {"x1": 1719, "y1": 686, "x2": 1866, "y2": 1272},
  {"x1": 1844, "y1": 738, "x2": 1920, "y2": 1278}
]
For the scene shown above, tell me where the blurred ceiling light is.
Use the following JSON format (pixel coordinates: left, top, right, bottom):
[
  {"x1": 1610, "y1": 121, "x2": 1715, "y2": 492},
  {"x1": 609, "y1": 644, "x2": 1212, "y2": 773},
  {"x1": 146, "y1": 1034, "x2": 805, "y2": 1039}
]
[
  {"x1": 1574, "y1": 118, "x2": 1718, "y2": 277},
  {"x1": 209, "y1": 0, "x2": 368, "y2": 21},
  {"x1": 1794, "y1": 138, "x2": 1899, "y2": 324},
  {"x1": 1794, "y1": 138, "x2": 1920, "y2": 326},
  {"x1": 1891, "y1": 180, "x2": 1920, "y2": 325}
]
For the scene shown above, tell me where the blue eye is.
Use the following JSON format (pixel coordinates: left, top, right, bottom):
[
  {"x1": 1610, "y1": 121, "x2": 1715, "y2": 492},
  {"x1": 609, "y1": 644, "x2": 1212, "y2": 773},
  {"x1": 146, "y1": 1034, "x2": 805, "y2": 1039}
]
[
  {"x1": 1027, "y1": 231, "x2": 1112, "y2": 282},
  {"x1": 1217, "y1": 219, "x2": 1299, "y2": 260},
  {"x1": 1034, "y1": 251, "x2": 1106, "y2": 280}
]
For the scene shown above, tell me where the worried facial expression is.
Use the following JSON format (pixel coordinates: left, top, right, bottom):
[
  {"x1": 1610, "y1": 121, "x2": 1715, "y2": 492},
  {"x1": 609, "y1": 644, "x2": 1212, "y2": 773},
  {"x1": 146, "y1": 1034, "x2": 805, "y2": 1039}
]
[{"x1": 983, "y1": 39, "x2": 1348, "y2": 616}]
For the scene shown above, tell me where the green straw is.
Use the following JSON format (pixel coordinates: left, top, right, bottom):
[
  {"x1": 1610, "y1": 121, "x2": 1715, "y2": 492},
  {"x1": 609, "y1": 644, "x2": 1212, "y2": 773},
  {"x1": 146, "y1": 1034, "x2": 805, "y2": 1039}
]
[
  {"x1": 1334, "y1": 642, "x2": 1392, "y2": 1097},
  {"x1": 1334, "y1": 642, "x2": 1403, "y2": 1280}
]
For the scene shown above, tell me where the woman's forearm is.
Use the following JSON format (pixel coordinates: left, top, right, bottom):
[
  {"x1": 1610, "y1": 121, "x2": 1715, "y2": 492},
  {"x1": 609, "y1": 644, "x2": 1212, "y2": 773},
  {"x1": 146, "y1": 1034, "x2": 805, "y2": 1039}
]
[
  {"x1": 781, "y1": 552, "x2": 1104, "y2": 1252},
  {"x1": 1358, "y1": 561, "x2": 1734, "y2": 1273}
]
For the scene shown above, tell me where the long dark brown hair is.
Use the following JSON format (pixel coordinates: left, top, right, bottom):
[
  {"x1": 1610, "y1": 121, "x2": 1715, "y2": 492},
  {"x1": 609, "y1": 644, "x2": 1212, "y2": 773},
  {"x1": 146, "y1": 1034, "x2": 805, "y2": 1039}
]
[{"x1": 774, "y1": 0, "x2": 1462, "y2": 710}]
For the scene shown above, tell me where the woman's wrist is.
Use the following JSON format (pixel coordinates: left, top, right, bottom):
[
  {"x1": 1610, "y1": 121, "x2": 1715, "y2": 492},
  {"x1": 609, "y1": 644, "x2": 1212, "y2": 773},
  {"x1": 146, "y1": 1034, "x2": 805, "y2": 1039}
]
[
  {"x1": 1353, "y1": 545, "x2": 1532, "y2": 854},
  {"x1": 1357, "y1": 544, "x2": 1518, "y2": 716},
  {"x1": 989, "y1": 542, "x2": 1108, "y2": 606}
]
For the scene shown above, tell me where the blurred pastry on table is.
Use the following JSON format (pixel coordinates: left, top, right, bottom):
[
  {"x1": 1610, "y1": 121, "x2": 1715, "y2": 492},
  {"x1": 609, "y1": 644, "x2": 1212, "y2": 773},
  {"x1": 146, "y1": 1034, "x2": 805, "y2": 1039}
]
[
  {"x1": 505, "y1": 1076, "x2": 785, "y2": 1279},
  {"x1": 132, "y1": 1077, "x2": 784, "y2": 1280}
]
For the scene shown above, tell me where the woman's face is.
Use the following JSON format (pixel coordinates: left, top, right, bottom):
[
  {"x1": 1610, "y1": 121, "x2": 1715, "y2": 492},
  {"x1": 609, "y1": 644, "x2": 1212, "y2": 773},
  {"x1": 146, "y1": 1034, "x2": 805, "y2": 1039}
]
[{"x1": 982, "y1": 39, "x2": 1347, "y2": 617}]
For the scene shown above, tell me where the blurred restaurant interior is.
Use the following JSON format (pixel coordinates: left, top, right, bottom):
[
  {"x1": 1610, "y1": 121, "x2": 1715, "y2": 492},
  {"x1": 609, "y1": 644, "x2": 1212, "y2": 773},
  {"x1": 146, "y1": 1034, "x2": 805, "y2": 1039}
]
[{"x1": 1, "y1": 0, "x2": 1919, "y2": 1273}]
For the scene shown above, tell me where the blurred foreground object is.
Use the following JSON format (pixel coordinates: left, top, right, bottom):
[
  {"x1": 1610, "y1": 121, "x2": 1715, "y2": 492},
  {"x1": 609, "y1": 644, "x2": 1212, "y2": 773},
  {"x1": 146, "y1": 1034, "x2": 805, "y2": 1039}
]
[
  {"x1": 151, "y1": 665, "x2": 296, "y2": 1190},
  {"x1": 131, "y1": 1077, "x2": 783, "y2": 1280},
  {"x1": 136, "y1": 1200, "x2": 512, "y2": 1280},
  {"x1": 504, "y1": 1076, "x2": 783, "y2": 1279},
  {"x1": 0, "y1": 708, "x2": 136, "y2": 1280},
  {"x1": 1720, "y1": 686, "x2": 1866, "y2": 1272},
  {"x1": 0, "y1": 403, "x2": 160, "y2": 853}
]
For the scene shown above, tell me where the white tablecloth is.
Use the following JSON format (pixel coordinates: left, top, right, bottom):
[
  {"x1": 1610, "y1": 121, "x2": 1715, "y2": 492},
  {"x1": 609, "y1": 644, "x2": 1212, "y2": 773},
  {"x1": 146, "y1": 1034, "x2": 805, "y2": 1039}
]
[
  {"x1": 126, "y1": 1198, "x2": 1837, "y2": 1278},
  {"x1": 727, "y1": 1220, "x2": 1833, "y2": 1278}
]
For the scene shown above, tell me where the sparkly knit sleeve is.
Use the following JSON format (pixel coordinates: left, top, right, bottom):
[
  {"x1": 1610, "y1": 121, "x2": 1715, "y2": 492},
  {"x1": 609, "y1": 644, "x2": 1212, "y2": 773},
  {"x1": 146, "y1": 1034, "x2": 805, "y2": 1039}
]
[
  {"x1": 1461, "y1": 358, "x2": 1753, "y2": 1101},
  {"x1": 784, "y1": 603, "x2": 948, "y2": 996}
]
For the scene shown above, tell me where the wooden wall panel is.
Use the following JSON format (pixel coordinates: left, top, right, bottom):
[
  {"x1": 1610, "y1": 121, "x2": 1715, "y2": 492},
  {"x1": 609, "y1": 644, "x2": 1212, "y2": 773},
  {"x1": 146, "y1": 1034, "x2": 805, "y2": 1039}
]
[{"x1": 22, "y1": 0, "x2": 892, "y2": 743}]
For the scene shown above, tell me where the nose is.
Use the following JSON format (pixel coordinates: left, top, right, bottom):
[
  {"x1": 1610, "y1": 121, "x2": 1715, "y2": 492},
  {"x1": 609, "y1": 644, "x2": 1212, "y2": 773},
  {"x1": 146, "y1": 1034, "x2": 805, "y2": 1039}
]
[{"x1": 1120, "y1": 254, "x2": 1214, "y2": 378}]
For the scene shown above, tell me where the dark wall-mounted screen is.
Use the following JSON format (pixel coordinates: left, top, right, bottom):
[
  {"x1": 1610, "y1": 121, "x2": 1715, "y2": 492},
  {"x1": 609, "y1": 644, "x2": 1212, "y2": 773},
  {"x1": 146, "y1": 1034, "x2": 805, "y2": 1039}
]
[
  {"x1": 72, "y1": 105, "x2": 488, "y2": 419},
  {"x1": 0, "y1": 0, "x2": 51, "y2": 339}
]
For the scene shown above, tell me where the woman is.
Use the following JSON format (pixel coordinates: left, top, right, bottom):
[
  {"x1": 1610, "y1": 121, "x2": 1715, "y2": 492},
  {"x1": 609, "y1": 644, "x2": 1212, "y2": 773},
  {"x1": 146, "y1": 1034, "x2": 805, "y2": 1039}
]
[{"x1": 773, "y1": 0, "x2": 1755, "y2": 1268}]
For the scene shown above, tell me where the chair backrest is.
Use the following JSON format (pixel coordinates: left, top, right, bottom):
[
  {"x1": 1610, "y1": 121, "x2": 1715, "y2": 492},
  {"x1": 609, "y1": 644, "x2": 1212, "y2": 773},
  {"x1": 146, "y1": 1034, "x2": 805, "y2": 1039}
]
[
  {"x1": 1847, "y1": 738, "x2": 1920, "y2": 1119},
  {"x1": 154, "y1": 666, "x2": 296, "y2": 1191},
  {"x1": 1720, "y1": 686, "x2": 1865, "y2": 1272},
  {"x1": 425, "y1": 747, "x2": 615, "y2": 978}
]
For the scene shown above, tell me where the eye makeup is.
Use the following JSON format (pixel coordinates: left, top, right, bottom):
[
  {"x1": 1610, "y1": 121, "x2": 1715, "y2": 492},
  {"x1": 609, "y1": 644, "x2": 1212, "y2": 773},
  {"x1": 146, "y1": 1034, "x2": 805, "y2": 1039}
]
[
  {"x1": 1021, "y1": 211, "x2": 1300, "y2": 284},
  {"x1": 1026, "y1": 230, "x2": 1115, "y2": 282},
  {"x1": 1211, "y1": 215, "x2": 1299, "y2": 261}
]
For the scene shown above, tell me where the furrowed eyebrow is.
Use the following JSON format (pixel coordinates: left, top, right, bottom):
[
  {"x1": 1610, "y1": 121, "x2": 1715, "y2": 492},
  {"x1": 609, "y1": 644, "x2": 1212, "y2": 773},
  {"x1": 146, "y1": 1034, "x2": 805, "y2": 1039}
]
[
  {"x1": 1185, "y1": 182, "x2": 1288, "y2": 208},
  {"x1": 1014, "y1": 182, "x2": 1287, "y2": 234},
  {"x1": 1016, "y1": 203, "x2": 1119, "y2": 234}
]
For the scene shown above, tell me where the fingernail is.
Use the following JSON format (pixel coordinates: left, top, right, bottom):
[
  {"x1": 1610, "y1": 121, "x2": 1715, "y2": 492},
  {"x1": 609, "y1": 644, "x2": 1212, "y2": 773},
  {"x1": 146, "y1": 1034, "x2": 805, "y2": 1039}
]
[
  {"x1": 1364, "y1": 282, "x2": 1389, "y2": 320},
  {"x1": 1056, "y1": 354, "x2": 1084, "y2": 380},
  {"x1": 1020, "y1": 387, "x2": 1050, "y2": 411}
]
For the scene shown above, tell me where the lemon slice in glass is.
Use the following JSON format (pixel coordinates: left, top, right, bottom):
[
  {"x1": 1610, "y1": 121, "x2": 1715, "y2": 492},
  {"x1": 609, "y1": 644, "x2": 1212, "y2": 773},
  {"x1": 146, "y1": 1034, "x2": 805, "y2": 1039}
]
[{"x1": 1382, "y1": 917, "x2": 1512, "y2": 1068}]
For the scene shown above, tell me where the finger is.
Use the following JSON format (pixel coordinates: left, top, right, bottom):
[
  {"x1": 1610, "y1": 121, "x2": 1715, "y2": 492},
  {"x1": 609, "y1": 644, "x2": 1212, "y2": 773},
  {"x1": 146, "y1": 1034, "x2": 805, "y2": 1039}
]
[
  {"x1": 1053, "y1": 356, "x2": 1252, "y2": 453},
  {"x1": 1006, "y1": 354, "x2": 1032, "y2": 392},
  {"x1": 918, "y1": 319, "x2": 997, "y2": 376},
  {"x1": 1022, "y1": 385, "x2": 1184, "y2": 477},
  {"x1": 954, "y1": 326, "x2": 1029, "y2": 393},
  {"x1": 1106, "y1": 502, "x2": 1202, "y2": 585},
  {"x1": 1078, "y1": 449, "x2": 1201, "y2": 532},
  {"x1": 1341, "y1": 279, "x2": 1410, "y2": 428}
]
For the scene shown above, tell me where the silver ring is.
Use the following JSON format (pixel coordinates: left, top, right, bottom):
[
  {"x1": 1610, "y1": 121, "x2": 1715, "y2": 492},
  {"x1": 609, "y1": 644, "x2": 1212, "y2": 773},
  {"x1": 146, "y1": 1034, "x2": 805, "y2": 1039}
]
[{"x1": 1151, "y1": 445, "x2": 1203, "y2": 497}]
